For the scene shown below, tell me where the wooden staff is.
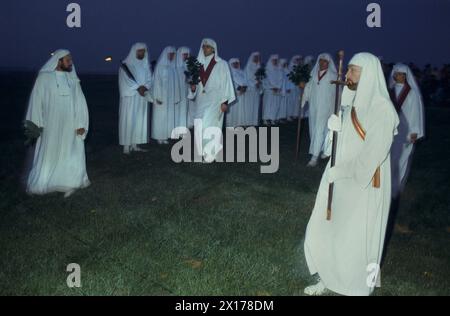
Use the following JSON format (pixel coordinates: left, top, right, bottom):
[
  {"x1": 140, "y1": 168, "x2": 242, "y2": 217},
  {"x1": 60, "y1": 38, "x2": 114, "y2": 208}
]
[
  {"x1": 326, "y1": 50, "x2": 345, "y2": 221},
  {"x1": 295, "y1": 82, "x2": 306, "y2": 160}
]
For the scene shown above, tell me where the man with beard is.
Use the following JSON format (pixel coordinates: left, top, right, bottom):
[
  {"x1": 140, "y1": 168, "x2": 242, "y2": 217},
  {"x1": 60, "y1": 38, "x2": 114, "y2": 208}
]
[
  {"x1": 25, "y1": 49, "x2": 90, "y2": 198},
  {"x1": 303, "y1": 53, "x2": 399, "y2": 296},
  {"x1": 119, "y1": 43, "x2": 152, "y2": 154}
]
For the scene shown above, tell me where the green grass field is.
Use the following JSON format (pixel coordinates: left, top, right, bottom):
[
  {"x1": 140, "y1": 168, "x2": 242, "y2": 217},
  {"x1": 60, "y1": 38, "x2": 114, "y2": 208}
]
[{"x1": 0, "y1": 73, "x2": 449, "y2": 296}]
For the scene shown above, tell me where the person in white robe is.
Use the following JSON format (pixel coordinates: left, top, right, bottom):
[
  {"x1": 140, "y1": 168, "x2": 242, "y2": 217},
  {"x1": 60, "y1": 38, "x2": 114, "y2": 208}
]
[
  {"x1": 277, "y1": 58, "x2": 290, "y2": 122},
  {"x1": 262, "y1": 54, "x2": 284, "y2": 125},
  {"x1": 301, "y1": 53, "x2": 337, "y2": 167},
  {"x1": 303, "y1": 52, "x2": 399, "y2": 296},
  {"x1": 187, "y1": 38, "x2": 236, "y2": 162},
  {"x1": 25, "y1": 49, "x2": 90, "y2": 198},
  {"x1": 227, "y1": 58, "x2": 248, "y2": 128},
  {"x1": 243, "y1": 52, "x2": 263, "y2": 126},
  {"x1": 119, "y1": 43, "x2": 152, "y2": 154},
  {"x1": 176, "y1": 47, "x2": 192, "y2": 130},
  {"x1": 151, "y1": 46, "x2": 181, "y2": 144},
  {"x1": 301, "y1": 55, "x2": 315, "y2": 119},
  {"x1": 389, "y1": 63, "x2": 425, "y2": 197},
  {"x1": 287, "y1": 55, "x2": 303, "y2": 120}
]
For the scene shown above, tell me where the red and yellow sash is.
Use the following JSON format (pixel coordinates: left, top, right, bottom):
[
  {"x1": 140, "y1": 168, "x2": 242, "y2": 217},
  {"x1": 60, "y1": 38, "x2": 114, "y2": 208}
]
[{"x1": 351, "y1": 107, "x2": 381, "y2": 188}]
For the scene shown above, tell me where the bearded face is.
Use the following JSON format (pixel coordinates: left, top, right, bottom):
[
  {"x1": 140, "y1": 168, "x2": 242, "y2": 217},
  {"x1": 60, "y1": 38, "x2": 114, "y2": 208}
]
[
  {"x1": 346, "y1": 64, "x2": 362, "y2": 91},
  {"x1": 57, "y1": 55, "x2": 73, "y2": 72},
  {"x1": 136, "y1": 49, "x2": 146, "y2": 60}
]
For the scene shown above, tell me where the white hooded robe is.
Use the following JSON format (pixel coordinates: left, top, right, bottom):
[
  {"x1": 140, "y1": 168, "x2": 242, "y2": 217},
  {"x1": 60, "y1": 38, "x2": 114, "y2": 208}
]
[
  {"x1": 262, "y1": 55, "x2": 284, "y2": 122},
  {"x1": 277, "y1": 58, "x2": 290, "y2": 120},
  {"x1": 187, "y1": 38, "x2": 236, "y2": 161},
  {"x1": 302, "y1": 53, "x2": 337, "y2": 157},
  {"x1": 151, "y1": 46, "x2": 181, "y2": 140},
  {"x1": 226, "y1": 58, "x2": 248, "y2": 128},
  {"x1": 243, "y1": 52, "x2": 263, "y2": 126},
  {"x1": 118, "y1": 43, "x2": 152, "y2": 146},
  {"x1": 287, "y1": 55, "x2": 303, "y2": 119},
  {"x1": 176, "y1": 47, "x2": 192, "y2": 129},
  {"x1": 304, "y1": 53, "x2": 399, "y2": 296},
  {"x1": 301, "y1": 55, "x2": 315, "y2": 119},
  {"x1": 25, "y1": 49, "x2": 90, "y2": 194},
  {"x1": 389, "y1": 63, "x2": 425, "y2": 197}
]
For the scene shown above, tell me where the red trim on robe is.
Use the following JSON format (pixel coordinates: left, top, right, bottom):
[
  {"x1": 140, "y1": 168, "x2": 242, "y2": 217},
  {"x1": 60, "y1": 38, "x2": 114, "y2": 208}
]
[
  {"x1": 318, "y1": 70, "x2": 327, "y2": 83},
  {"x1": 389, "y1": 81, "x2": 411, "y2": 112},
  {"x1": 200, "y1": 57, "x2": 217, "y2": 87}
]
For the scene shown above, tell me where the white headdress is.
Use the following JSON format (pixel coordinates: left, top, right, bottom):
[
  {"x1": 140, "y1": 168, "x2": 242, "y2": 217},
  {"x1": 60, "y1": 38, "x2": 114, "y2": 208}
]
[
  {"x1": 196, "y1": 38, "x2": 222, "y2": 65},
  {"x1": 40, "y1": 49, "x2": 79, "y2": 82}
]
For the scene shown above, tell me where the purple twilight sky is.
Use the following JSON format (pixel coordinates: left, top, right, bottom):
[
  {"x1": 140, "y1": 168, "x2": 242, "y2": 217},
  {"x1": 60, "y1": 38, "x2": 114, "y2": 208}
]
[{"x1": 1, "y1": 0, "x2": 449, "y2": 73}]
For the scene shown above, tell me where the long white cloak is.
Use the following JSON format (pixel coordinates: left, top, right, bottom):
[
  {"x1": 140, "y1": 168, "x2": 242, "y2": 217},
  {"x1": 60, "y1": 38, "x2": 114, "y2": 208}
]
[
  {"x1": 242, "y1": 86, "x2": 261, "y2": 126},
  {"x1": 118, "y1": 43, "x2": 152, "y2": 146},
  {"x1": 26, "y1": 71, "x2": 90, "y2": 194},
  {"x1": 243, "y1": 52, "x2": 262, "y2": 126},
  {"x1": 263, "y1": 55, "x2": 284, "y2": 121},
  {"x1": 188, "y1": 39, "x2": 235, "y2": 160},
  {"x1": 176, "y1": 47, "x2": 190, "y2": 130},
  {"x1": 151, "y1": 47, "x2": 181, "y2": 140},
  {"x1": 188, "y1": 60, "x2": 235, "y2": 155},
  {"x1": 287, "y1": 86, "x2": 302, "y2": 118},
  {"x1": 227, "y1": 58, "x2": 248, "y2": 128},
  {"x1": 262, "y1": 89, "x2": 282, "y2": 121},
  {"x1": 277, "y1": 61, "x2": 291, "y2": 120},
  {"x1": 390, "y1": 87, "x2": 425, "y2": 196},
  {"x1": 304, "y1": 53, "x2": 399, "y2": 296},
  {"x1": 302, "y1": 54, "x2": 337, "y2": 156},
  {"x1": 226, "y1": 97, "x2": 240, "y2": 128},
  {"x1": 287, "y1": 56, "x2": 302, "y2": 119}
]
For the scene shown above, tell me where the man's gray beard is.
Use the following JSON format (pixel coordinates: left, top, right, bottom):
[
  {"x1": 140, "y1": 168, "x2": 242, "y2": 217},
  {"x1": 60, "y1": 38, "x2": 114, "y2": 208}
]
[{"x1": 61, "y1": 66, "x2": 72, "y2": 72}]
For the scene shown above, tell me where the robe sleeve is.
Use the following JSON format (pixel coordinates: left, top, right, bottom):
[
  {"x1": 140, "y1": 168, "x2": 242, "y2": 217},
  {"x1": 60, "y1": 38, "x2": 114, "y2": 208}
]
[
  {"x1": 221, "y1": 63, "x2": 236, "y2": 105},
  {"x1": 407, "y1": 90, "x2": 425, "y2": 139},
  {"x1": 75, "y1": 82, "x2": 89, "y2": 140},
  {"x1": 25, "y1": 74, "x2": 45, "y2": 128},
  {"x1": 323, "y1": 130, "x2": 333, "y2": 157},
  {"x1": 144, "y1": 68, "x2": 152, "y2": 90},
  {"x1": 301, "y1": 81, "x2": 312, "y2": 108},
  {"x1": 119, "y1": 67, "x2": 140, "y2": 97},
  {"x1": 152, "y1": 67, "x2": 165, "y2": 103},
  {"x1": 336, "y1": 106, "x2": 397, "y2": 189}
]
